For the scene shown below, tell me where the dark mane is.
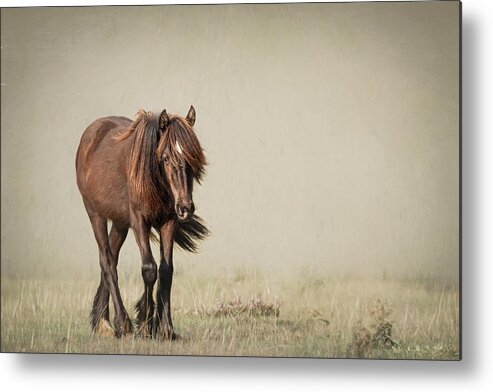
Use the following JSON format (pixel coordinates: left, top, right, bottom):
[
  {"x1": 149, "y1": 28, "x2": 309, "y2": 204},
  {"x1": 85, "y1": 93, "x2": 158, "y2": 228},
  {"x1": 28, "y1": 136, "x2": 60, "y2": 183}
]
[
  {"x1": 156, "y1": 115, "x2": 207, "y2": 183},
  {"x1": 114, "y1": 110, "x2": 166, "y2": 212},
  {"x1": 113, "y1": 109, "x2": 207, "y2": 217}
]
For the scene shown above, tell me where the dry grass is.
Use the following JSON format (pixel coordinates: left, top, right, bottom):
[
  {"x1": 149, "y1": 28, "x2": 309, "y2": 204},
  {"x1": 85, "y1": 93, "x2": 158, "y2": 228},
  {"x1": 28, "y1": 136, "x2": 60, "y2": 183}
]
[
  {"x1": 0, "y1": 262, "x2": 459, "y2": 359},
  {"x1": 194, "y1": 297, "x2": 281, "y2": 318}
]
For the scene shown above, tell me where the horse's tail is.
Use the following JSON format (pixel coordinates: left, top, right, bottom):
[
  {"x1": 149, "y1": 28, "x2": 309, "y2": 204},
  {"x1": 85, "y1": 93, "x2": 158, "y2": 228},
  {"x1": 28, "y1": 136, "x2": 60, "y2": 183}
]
[
  {"x1": 149, "y1": 215, "x2": 209, "y2": 253},
  {"x1": 175, "y1": 215, "x2": 209, "y2": 252}
]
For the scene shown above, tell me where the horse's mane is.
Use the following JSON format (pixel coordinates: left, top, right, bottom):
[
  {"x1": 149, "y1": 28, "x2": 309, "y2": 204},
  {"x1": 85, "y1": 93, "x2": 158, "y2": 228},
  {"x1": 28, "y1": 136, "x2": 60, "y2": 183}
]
[
  {"x1": 114, "y1": 110, "x2": 165, "y2": 211},
  {"x1": 114, "y1": 110, "x2": 207, "y2": 213}
]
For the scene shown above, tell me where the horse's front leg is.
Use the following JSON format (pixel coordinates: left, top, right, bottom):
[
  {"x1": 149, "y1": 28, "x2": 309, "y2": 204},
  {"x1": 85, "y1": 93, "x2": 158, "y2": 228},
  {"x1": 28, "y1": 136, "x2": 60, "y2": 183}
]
[
  {"x1": 132, "y1": 214, "x2": 158, "y2": 337},
  {"x1": 154, "y1": 219, "x2": 177, "y2": 340}
]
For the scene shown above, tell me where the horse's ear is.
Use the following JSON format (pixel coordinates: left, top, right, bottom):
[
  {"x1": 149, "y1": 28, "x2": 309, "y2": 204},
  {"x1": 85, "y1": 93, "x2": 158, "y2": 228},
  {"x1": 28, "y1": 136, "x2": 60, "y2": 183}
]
[
  {"x1": 159, "y1": 109, "x2": 169, "y2": 131},
  {"x1": 186, "y1": 105, "x2": 196, "y2": 127}
]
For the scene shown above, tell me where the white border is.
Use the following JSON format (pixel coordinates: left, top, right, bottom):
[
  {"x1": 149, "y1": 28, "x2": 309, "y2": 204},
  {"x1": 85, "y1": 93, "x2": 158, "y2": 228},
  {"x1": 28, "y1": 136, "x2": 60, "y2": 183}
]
[{"x1": 2, "y1": 0, "x2": 492, "y2": 391}]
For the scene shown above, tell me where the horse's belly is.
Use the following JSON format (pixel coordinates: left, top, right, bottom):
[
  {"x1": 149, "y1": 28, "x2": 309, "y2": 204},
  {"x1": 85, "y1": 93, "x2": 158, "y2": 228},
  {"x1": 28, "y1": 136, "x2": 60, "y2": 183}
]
[
  {"x1": 76, "y1": 118, "x2": 133, "y2": 227},
  {"x1": 81, "y1": 166, "x2": 130, "y2": 225}
]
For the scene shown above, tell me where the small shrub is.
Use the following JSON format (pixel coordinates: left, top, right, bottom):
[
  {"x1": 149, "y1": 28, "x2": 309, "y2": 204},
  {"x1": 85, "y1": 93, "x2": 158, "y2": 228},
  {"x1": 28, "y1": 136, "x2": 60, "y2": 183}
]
[
  {"x1": 200, "y1": 297, "x2": 281, "y2": 318},
  {"x1": 351, "y1": 299, "x2": 398, "y2": 357}
]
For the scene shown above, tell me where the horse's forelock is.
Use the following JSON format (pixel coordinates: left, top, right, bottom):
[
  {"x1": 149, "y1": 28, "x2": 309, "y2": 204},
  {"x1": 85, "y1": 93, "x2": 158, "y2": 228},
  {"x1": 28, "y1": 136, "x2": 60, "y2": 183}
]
[{"x1": 158, "y1": 116, "x2": 206, "y2": 181}]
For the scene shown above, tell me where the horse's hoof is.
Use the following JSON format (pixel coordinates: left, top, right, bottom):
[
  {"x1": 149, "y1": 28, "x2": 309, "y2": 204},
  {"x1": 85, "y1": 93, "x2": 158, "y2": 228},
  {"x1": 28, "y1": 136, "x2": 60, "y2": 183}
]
[
  {"x1": 162, "y1": 330, "x2": 180, "y2": 341},
  {"x1": 114, "y1": 316, "x2": 134, "y2": 338},
  {"x1": 171, "y1": 332, "x2": 181, "y2": 341},
  {"x1": 95, "y1": 319, "x2": 115, "y2": 337},
  {"x1": 135, "y1": 322, "x2": 153, "y2": 339},
  {"x1": 122, "y1": 320, "x2": 134, "y2": 335}
]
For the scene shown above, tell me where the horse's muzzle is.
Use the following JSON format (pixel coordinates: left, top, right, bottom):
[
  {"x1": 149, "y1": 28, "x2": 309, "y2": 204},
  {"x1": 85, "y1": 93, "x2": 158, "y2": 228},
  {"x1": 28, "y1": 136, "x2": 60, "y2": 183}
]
[{"x1": 176, "y1": 202, "x2": 195, "y2": 221}]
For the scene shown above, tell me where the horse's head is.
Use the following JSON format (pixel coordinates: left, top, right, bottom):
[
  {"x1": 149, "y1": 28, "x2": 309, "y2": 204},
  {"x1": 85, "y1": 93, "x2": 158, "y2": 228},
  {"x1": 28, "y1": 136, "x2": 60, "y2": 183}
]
[{"x1": 157, "y1": 106, "x2": 206, "y2": 221}]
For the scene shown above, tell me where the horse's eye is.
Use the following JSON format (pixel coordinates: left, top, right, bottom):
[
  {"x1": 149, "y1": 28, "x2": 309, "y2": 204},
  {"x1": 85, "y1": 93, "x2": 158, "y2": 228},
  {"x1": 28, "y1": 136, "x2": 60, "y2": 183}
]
[{"x1": 163, "y1": 155, "x2": 169, "y2": 164}]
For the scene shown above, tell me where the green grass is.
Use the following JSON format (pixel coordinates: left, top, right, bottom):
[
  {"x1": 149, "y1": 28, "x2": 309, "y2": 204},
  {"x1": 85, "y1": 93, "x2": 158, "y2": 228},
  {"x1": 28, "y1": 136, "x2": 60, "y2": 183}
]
[{"x1": 0, "y1": 262, "x2": 459, "y2": 359}]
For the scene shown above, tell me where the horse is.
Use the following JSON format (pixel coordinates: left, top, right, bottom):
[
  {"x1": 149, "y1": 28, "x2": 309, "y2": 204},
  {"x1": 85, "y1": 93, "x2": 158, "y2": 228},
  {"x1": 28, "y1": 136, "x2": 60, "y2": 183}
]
[{"x1": 75, "y1": 106, "x2": 208, "y2": 339}]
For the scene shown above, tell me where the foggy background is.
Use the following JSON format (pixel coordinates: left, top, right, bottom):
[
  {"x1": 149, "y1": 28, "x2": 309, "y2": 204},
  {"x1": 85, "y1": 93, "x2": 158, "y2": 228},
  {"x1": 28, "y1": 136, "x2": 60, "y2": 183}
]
[{"x1": 1, "y1": 3, "x2": 459, "y2": 279}]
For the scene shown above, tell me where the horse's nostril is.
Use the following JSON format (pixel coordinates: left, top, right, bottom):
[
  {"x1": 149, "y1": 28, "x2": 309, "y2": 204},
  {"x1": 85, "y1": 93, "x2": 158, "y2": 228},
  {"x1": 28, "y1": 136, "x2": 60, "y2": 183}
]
[{"x1": 176, "y1": 204, "x2": 191, "y2": 219}]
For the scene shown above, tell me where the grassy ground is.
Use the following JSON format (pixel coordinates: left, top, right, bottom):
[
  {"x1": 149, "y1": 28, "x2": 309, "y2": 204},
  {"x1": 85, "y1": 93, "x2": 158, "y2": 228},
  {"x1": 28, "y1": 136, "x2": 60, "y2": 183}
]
[{"x1": 1, "y1": 262, "x2": 459, "y2": 359}]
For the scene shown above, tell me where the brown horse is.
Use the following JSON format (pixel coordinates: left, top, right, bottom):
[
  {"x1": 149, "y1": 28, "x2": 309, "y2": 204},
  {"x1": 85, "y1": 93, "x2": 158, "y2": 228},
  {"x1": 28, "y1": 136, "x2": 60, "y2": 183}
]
[{"x1": 76, "y1": 106, "x2": 208, "y2": 339}]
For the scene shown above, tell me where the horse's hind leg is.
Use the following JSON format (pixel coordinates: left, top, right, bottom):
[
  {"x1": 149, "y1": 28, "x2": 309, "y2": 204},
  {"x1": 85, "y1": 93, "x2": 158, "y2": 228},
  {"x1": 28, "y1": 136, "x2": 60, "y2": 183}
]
[
  {"x1": 91, "y1": 271, "x2": 112, "y2": 336},
  {"x1": 132, "y1": 214, "x2": 157, "y2": 338},
  {"x1": 86, "y1": 207, "x2": 133, "y2": 337},
  {"x1": 91, "y1": 224, "x2": 128, "y2": 337}
]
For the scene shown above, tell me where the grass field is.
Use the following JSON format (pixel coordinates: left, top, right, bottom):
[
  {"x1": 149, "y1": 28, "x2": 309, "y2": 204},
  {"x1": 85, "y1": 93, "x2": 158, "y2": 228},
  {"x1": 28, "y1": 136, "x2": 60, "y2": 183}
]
[{"x1": 1, "y1": 262, "x2": 459, "y2": 359}]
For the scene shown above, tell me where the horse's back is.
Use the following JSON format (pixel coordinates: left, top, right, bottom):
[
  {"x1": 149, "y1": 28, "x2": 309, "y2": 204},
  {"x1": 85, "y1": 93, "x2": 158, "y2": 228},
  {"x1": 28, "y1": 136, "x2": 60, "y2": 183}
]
[
  {"x1": 77, "y1": 116, "x2": 131, "y2": 157},
  {"x1": 76, "y1": 116, "x2": 133, "y2": 226}
]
